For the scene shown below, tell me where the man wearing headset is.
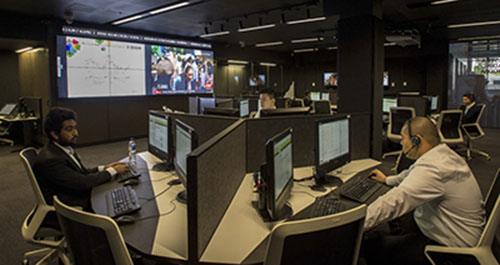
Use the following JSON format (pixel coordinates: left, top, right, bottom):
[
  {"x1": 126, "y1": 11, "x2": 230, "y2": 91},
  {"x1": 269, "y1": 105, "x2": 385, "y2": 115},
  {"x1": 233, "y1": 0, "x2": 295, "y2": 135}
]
[{"x1": 362, "y1": 117, "x2": 484, "y2": 265}]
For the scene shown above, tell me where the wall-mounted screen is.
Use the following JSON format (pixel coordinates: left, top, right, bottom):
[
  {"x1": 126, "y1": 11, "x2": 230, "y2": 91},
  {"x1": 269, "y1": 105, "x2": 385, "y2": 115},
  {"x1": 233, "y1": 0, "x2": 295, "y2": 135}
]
[
  {"x1": 324, "y1": 72, "x2": 338, "y2": 87},
  {"x1": 383, "y1": 72, "x2": 389, "y2": 86},
  {"x1": 250, "y1": 74, "x2": 265, "y2": 86},
  {"x1": 56, "y1": 33, "x2": 214, "y2": 98}
]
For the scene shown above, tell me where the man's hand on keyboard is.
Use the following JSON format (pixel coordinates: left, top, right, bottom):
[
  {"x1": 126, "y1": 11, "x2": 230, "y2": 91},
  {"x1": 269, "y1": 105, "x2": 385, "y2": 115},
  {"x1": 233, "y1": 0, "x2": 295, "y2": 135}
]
[
  {"x1": 106, "y1": 162, "x2": 130, "y2": 173},
  {"x1": 370, "y1": 169, "x2": 387, "y2": 184}
]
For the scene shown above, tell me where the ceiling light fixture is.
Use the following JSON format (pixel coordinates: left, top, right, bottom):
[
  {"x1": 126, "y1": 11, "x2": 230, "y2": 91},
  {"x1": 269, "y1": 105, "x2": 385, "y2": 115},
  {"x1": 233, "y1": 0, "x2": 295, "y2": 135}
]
[
  {"x1": 293, "y1": 48, "x2": 318, "y2": 53},
  {"x1": 457, "y1": 34, "x2": 500, "y2": 41},
  {"x1": 15, "y1": 47, "x2": 34, "y2": 53},
  {"x1": 430, "y1": 0, "x2": 458, "y2": 5},
  {"x1": 227, "y1": 59, "x2": 249, "y2": 65},
  {"x1": 384, "y1": 42, "x2": 397, "y2": 46},
  {"x1": 200, "y1": 31, "x2": 230, "y2": 38},
  {"x1": 260, "y1": 62, "x2": 277, "y2": 67},
  {"x1": 255, "y1": 41, "x2": 284, "y2": 47},
  {"x1": 149, "y1": 1, "x2": 190, "y2": 15},
  {"x1": 291, "y1": 37, "x2": 324, "y2": 44},
  {"x1": 286, "y1": 16, "x2": 326, "y2": 25},
  {"x1": 111, "y1": 15, "x2": 144, "y2": 25},
  {"x1": 238, "y1": 23, "x2": 276, "y2": 33},
  {"x1": 327, "y1": 46, "x2": 338, "y2": 50},
  {"x1": 448, "y1": 20, "x2": 500, "y2": 29}
]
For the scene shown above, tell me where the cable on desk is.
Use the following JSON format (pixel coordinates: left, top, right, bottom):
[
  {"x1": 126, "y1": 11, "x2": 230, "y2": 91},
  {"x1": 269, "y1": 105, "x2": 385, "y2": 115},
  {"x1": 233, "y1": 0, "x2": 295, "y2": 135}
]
[
  {"x1": 138, "y1": 184, "x2": 173, "y2": 202},
  {"x1": 136, "y1": 198, "x2": 177, "y2": 222},
  {"x1": 149, "y1": 172, "x2": 175, "y2": 182}
]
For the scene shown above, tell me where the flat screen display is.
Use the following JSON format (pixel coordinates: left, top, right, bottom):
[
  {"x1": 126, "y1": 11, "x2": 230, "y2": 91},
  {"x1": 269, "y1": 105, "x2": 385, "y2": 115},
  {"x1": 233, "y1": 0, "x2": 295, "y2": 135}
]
[
  {"x1": 56, "y1": 35, "x2": 214, "y2": 98},
  {"x1": 324, "y1": 72, "x2": 338, "y2": 86},
  {"x1": 175, "y1": 123, "x2": 192, "y2": 176},
  {"x1": 273, "y1": 132, "x2": 293, "y2": 200},
  {"x1": 149, "y1": 113, "x2": 169, "y2": 155},
  {"x1": 383, "y1": 98, "x2": 398, "y2": 113},
  {"x1": 250, "y1": 75, "x2": 265, "y2": 86},
  {"x1": 383, "y1": 72, "x2": 389, "y2": 86},
  {"x1": 321, "y1": 92, "x2": 330, "y2": 101},
  {"x1": 318, "y1": 119, "x2": 349, "y2": 167},
  {"x1": 311, "y1": 92, "x2": 321, "y2": 101},
  {"x1": 240, "y1": 99, "x2": 249, "y2": 117}
]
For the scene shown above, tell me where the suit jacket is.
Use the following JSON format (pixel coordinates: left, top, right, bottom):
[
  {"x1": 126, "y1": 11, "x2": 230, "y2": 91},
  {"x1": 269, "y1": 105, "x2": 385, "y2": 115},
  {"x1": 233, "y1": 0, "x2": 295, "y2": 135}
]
[
  {"x1": 33, "y1": 141, "x2": 111, "y2": 210},
  {"x1": 460, "y1": 104, "x2": 481, "y2": 124}
]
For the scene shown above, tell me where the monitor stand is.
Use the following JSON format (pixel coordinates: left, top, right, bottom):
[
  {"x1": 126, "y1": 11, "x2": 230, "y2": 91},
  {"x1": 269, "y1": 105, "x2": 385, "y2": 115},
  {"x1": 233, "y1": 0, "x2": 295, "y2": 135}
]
[
  {"x1": 152, "y1": 162, "x2": 174, "y2": 172},
  {"x1": 176, "y1": 190, "x2": 187, "y2": 204},
  {"x1": 311, "y1": 174, "x2": 343, "y2": 192},
  {"x1": 252, "y1": 202, "x2": 292, "y2": 222}
]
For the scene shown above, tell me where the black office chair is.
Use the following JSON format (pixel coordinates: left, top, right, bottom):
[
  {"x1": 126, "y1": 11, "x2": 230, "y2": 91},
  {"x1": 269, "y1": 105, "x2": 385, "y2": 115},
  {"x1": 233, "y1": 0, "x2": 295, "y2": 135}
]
[
  {"x1": 312, "y1": 100, "x2": 331, "y2": 115},
  {"x1": 460, "y1": 104, "x2": 491, "y2": 160},
  {"x1": 264, "y1": 205, "x2": 366, "y2": 265},
  {"x1": 436, "y1": 110, "x2": 464, "y2": 146},
  {"x1": 53, "y1": 195, "x2": 134, "y2": 265},
  {"x1": 383, "y1": 107, "x2": 415, "y2": 172}
]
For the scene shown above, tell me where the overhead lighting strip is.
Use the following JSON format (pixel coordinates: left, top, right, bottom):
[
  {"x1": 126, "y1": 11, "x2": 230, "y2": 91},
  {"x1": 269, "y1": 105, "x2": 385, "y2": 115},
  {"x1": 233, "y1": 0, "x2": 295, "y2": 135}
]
[
  {"x1": 111, "y1": 1, "x2": 190, "y2": 25},
  {"x1": 448, "y1": 20, "x2": 500, "y2": 29},
  {"x1": 293, "y1": 48, "x2": 318, "y2": 53},
  {"x1": 255, "y1": 41, "x2": 284, "y2": 47},
  {"x1": 149, "y1": 1, "x2": 190, "y2": 15},
  {"x1": 291, "y1": 37, "x2": 323, "y2": 44},
  {"x1": 286, "y1": 16, "x2": 326, "y2": 25},
  {"x1": 430, "y1": 0, "x2": 458, "y2": 5},
  {"x1": 200, "y1": 31, "x2": 230, "y2": 38},
  {"x1": 238, "y1": 24, "x2": 276, "y2": 33},
  {"x1": 227, "y1": 59, "x2": 249, "y2": 65},
  {"x1": 15, "y1": 47, "x2": 34, "y2": 53}
]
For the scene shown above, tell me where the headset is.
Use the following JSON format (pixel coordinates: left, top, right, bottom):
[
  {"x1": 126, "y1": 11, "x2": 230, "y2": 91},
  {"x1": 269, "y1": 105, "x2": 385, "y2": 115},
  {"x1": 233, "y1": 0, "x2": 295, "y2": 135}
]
[{"x1": 404, "y1": 118, "x2": 420, "y2": 155}]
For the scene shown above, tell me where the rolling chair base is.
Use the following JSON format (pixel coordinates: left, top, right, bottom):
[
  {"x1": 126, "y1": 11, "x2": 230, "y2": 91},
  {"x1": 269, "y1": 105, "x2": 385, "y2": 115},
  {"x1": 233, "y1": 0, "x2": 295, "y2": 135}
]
[
  {"x1": 23, "y1": 247, "x2": 71, "y2": 265},
  {"x1": 0, "y1": 137, "x2": 14, "y2": 146},
  {"x1": 382, "y1": 150, "x2": 401, "y2": 159}
]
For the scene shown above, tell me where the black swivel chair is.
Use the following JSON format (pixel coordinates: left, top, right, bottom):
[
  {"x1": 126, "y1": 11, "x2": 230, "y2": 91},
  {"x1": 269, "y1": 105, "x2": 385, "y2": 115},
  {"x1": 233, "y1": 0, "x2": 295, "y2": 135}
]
[
  {"x1": 460, "y1": 104, "x2": 491, "y2": 160},
  {"x1": 312, "y1": 100, "x2": 332, "y2": 115},
  {"x1": 436, "y1": 110, "x2": 464, "y2": 146}
]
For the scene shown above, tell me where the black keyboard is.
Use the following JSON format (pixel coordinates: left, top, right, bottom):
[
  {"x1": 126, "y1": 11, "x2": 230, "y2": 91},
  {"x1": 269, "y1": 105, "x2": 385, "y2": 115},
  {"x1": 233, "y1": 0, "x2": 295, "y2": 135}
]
[
  {"x1": 308, "y1": 196, "x2": 345, "y2": 218},
  {"x1": 338, "y1": 167, "x2": 382, "y2": 203},
  {"x1": 106, "y1": 186, "x2": 141, "y2": 218},
  {"x1": 116, "y1": 170, "x2": 140, "y2": 183}
]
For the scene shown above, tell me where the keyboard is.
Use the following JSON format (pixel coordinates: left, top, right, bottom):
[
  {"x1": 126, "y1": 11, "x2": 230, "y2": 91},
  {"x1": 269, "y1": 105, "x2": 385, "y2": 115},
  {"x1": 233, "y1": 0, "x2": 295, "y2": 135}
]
[
  {"x1": 106, "y1": 186, "x2": 141, "y2": 218},
  {"x1": 308, "y1": 196, "x2": 345, "y2": 218},
  {"x1": 116, "y1": 164, "x2": 140, "y2": 183},
  {"x1": 338, "y1": 167, "x2": 382, "y2": 203}
]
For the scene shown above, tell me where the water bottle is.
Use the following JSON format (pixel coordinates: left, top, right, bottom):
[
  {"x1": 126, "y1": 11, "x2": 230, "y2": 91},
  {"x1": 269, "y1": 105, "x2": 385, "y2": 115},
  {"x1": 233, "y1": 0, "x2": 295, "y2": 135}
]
[{"x1": 128, "y1": 137, "x2": 137, "y2": 166}]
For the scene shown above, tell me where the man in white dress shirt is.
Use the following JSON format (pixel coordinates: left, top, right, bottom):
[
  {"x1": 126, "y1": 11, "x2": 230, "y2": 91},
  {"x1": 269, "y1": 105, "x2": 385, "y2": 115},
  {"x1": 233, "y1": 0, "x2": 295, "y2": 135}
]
[{"x1": 362, "y1": 116, "x2": 485, "y2": 265}]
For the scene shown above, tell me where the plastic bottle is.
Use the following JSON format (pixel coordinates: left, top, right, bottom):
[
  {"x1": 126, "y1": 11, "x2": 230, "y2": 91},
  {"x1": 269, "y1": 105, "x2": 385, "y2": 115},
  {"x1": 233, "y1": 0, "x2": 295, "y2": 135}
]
[{"x1": 128, "y1": 137, "x2": 137, "y2": 165}]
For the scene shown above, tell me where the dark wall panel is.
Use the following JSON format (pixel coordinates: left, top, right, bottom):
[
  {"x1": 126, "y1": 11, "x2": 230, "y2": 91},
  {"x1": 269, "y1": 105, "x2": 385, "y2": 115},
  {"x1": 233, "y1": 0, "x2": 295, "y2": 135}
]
[
  {"x1": 0, "y1": 51, "x2": 20, "y2": 107},
  {"x1": 108, "y1": 98, "x2": 149, "y2": 139}
]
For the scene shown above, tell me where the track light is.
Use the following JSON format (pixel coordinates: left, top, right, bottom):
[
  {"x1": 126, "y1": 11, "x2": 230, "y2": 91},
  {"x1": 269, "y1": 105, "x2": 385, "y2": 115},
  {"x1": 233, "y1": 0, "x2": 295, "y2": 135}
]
[
  {"x1": 15, "y1": 47, "x2": 34, "y2": 53},
  {"x1": 448, "y1": 20, "x2": 500, "y2": 29},
  {"x1": 255, "y1": 41, "x2": 284, "y2": 47}
]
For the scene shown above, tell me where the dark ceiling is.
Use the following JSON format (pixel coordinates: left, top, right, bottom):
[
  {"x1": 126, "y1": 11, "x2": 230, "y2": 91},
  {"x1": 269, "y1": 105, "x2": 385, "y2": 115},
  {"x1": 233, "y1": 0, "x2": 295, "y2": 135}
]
[{"x1": 1, "y1": 0, "x2": 500, "y2": 52}]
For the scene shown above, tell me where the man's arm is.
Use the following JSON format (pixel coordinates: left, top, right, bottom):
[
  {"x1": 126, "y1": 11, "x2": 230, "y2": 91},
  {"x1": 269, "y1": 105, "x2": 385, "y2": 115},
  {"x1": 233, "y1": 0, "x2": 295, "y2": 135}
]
[{"x1": 364, "y1": 165, "x2": 444, "y2": 230}]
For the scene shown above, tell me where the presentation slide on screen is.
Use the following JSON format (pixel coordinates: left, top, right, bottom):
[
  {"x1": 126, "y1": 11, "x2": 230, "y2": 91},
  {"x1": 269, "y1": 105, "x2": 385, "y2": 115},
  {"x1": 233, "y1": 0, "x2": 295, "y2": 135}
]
[
  {"x1": 319, "y1": 119, "x2": 349, "y2": 165},
  {"x1": 56, "y1": 31, "x2": 214, "y2": 98},
  {"x1": 149, "y1": 115, "x2": 169, "y2": 153},
  {"x1": 274, "y1": 134, "x2": 293, "y2": 200}
]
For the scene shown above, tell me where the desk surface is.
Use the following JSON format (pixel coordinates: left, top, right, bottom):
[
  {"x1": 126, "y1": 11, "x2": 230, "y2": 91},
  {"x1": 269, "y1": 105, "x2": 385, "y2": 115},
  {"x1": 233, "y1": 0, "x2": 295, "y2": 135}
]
[{"x1": 92, "y1": 152, "x2": 381, "y2": 264}]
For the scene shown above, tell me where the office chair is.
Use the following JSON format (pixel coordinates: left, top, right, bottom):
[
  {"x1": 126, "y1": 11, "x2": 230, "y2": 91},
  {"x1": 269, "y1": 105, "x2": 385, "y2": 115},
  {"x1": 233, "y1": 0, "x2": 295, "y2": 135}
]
[
  {"x1": 460, "y1": 104, "x2": 491, "y2": 160},
  {"x1": 53, "y1": 195, "x2": 134, "y2": 265},
  {"x1": 425, "y1": 168, "x2": 500, "y2": 265},
  {"x1": 312, "y1": 100, "x2": 332, "y2": 115},
  {"x1": 286, "y1": 98, "x2": 305, "y2": 108},
  {"x1": 436, "y1": 110, "x2": 464, "y2": 146},
  {"x1": 383, "y1": 107, "x2": 415, "y2": 172},
  {"x1": 0, "y1": 120, "x2": 14, "y2": 146},
  {"x1": 19, "y1": 147, "x2": 70, "y2": 265},
  {"x1": 264, "y1": 204, "x2": 366, "y2": 265}
]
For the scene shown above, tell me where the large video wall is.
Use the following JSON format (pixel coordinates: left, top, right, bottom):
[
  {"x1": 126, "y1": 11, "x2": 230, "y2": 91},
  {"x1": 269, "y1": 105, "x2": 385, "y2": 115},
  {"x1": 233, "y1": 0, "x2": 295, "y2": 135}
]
[{"x1": 56, "y1": 26, "x2": 214, "y2": 98}]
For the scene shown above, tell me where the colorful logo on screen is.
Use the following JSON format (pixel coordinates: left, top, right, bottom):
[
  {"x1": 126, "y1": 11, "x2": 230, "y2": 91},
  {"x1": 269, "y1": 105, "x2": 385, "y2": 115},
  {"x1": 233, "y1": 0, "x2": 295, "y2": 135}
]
[{"x1": 66, "y1": 39, "x2": 81, "y2": 57}]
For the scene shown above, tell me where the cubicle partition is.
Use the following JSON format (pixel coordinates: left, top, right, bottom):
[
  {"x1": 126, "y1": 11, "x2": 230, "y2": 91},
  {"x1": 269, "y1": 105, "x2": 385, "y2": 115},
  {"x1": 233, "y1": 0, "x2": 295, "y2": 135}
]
[
  {"x1": 245, "y1": 114, "x2": 332, "y2": 173},
  {"x1": 186, "y1": 120, "x2": 247, "y2": 263},
  {"x1": 350, "y1": 112, "x2": 371, "y2": 160},
  {"x1": 168, "y1": 112, "x2": 239, "y2": 145}
]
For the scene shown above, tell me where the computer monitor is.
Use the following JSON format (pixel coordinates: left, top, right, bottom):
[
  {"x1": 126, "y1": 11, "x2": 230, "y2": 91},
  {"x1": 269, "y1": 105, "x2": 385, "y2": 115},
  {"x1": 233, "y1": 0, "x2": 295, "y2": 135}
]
[
  {"x1": 261, "y1": 128, "x2": 294, "y2": 220},
  {"x1": 324, "y1": 72, "x2": 338, "y2": 87},
  {"x1": 250, "y1": 74, "x2": 265, "y2": 86},
  {"x1": 310, "y1": 92, "x2": 321, "y2": 101},
  {"x1": 430, "y1": 96, "x2": 439, "y2": 112},
  {"x1": 239, "y1": 99, "x2": 249, "y2": 117},
  {"x1": 260, "y1": 107, "x2": 310, "y2": 117},
  {"x1": 174, "y1": 119, "x2": 198, "y2": 204},
  {"x1": 399, "y1": 96, "x2": 429, "y2": 116},
  {"x1": 148, "y1": 111, "x2": 173, "y2": 171},
  {"x1": 383, "y1": 97, "x2": 398, "y2": 113},
  {"x1": 203, "y1": 107, "x2": 239, "y2": 117},
  {"x1": 199, "y1": 97, "x2": 216, "y2": 114},
  {"x1": 383, "y1": 72, "x2": 389, "y2": 87},
  {"x1": 321, "y1": 92, "x2": 330, "y2": 101},
  {"x1": 314, "y1": 115, "x2": 350, "y2": 188},
  {"x1": 0, "y1": 103, "x2": 18, "y2": 116}
]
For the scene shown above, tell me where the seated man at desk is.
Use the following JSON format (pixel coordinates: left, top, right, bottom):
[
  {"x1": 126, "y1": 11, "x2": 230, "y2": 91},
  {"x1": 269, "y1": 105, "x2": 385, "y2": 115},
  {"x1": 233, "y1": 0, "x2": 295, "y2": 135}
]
[
  {"x1": 253, "y1": 88, "x2": 277, "y2": 118},
  {"x1": 363, "y1": 117, "x2": 484, "y2": 265},
  {"x1": 460, "y1": 93, "x2": 481, "y2": 124},
  {"x1": 34, "y1": 107, "x2": 129, "y2": 211}
]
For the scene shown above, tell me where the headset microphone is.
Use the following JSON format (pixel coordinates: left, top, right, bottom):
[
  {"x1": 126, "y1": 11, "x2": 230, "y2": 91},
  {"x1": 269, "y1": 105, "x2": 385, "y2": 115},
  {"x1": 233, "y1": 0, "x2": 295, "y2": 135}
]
[{"x1": 404, "y1": 144, "x2": 416, "y2": 155}]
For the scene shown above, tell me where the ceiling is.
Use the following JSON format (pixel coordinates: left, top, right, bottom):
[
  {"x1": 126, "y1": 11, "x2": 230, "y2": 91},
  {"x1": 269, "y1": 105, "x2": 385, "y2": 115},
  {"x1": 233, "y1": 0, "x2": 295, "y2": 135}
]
[{"x1": 1, "y1": 0, "x2": 500, "y2": 53}]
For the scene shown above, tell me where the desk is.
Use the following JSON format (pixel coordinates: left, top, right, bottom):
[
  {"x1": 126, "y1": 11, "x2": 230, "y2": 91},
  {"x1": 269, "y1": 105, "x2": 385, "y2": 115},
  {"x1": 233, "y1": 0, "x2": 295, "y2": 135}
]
[
  {"x1": 92, "y1": 153, "x2": 381, "y2": 264},
  {"x1": 0, "y1": 115, "x2": 40, "y2": 146}
]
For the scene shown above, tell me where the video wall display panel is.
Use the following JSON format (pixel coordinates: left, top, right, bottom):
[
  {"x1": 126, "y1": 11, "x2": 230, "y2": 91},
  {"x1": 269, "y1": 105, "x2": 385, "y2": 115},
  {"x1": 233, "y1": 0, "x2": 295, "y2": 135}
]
[{"x1": 56, "y1": 27, "x2": 214, "y2": 98}]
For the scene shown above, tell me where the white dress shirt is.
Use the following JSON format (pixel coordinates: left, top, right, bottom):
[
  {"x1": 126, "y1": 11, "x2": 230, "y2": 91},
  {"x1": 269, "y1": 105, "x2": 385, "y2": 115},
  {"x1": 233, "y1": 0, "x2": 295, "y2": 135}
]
[{"x1": 365, "y1": 143, "x2": 485, "y2": 247}]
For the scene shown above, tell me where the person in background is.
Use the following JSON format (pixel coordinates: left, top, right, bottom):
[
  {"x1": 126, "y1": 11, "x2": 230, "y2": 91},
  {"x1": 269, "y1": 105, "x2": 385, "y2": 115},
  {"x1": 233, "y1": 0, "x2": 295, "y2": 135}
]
[
  {"x1": 253, "y1": 88, "x2": 276, "y2": 118},
  {"x1": 460, "y1": 93, "x2": 481, "y2": 124}
]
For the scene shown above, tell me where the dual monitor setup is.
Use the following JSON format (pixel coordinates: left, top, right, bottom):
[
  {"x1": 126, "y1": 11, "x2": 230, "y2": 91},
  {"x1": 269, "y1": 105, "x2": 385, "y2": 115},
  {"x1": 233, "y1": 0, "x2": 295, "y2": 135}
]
[
  {"x1": 148, "y1": 111, "x2": 198, "y2": 203},
  {"x1": 383, "y1": 95, "x2": 439, "y2": 115},
  {"x1": 310, "y1": 91, "x2": 330, "y2": 102},
  {"x1": 258, "y1": 114, "x2": 350, "y2": 221}
]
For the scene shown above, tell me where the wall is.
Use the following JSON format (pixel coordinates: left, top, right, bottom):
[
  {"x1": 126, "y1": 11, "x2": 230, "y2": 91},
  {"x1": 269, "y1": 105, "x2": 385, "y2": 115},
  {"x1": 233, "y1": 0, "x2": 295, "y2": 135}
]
[{"x1": 0, "y1": 50, "x2": 20, "y2": 107}]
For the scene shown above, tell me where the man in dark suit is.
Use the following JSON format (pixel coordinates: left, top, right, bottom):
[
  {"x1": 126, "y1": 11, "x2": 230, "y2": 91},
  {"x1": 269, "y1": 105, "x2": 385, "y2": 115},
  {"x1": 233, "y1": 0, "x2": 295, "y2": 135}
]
[
  {"x1": 459, "y1": 93, "x2": 481, "y2": 124},
  {"x1": 34, "y1": 107, "x2": 129, "y2": 211}
]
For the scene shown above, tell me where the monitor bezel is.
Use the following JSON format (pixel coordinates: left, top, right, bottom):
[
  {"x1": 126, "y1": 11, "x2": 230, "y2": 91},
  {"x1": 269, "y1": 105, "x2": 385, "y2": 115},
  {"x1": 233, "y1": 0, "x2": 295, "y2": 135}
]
[
  {"x1": 314, "y1": 114, "x2": 351, "y2": 180},
  {"x1": 264, "y1": 127, "x2": 294, "y2": 220},
  {"x1": 199, "y1": 97, "x2": 216, "y2": 114},
  {"x1": 174, "y1": 118, "x2": 199, "y2": 188},
  {"x1": 148, "y1": 110, "x2": 173, "y2": 164}
]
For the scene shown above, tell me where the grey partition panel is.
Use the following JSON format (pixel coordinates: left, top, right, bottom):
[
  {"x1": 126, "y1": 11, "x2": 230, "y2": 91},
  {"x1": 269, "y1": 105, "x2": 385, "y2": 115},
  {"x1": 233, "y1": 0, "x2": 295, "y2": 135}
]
[
  {"x1": 246, "y1": 115, "x2": 330, "y2": 172},
  {"x1": 169, "y1": 113, "x2": 239, "y2": 145},
  {"x1": 350, "y1": 113, "x2": 371, "y2": 159},
  {"x1": 189, "y1": 96, "x2": 199, "y2": 114},
  {"x1": 186, "y1": 120, "x2": 247, "y2": 261}
]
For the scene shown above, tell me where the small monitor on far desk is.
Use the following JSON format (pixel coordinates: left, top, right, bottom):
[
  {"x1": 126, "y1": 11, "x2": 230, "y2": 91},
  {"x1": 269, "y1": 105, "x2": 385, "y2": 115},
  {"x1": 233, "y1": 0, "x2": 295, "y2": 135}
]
[
  {"x1": 313, "y1": 115, "x2": 350, "y2": 189},
  {"x1": 0, "y1": 103, "x2": 18, "y2": 117},
  {"x1": 148, "y1": 111, "x2": 174, "y2": 171}
]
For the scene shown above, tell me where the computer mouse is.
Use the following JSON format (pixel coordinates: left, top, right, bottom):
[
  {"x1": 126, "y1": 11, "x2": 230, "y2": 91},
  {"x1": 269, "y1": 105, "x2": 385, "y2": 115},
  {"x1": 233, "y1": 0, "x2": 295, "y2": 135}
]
[
  {"x1": 123, "y1": 178, "x2": 139, "y2": 186},
  {"x1": 115, "y1": 215, "x2": 135, "y2": 225}
]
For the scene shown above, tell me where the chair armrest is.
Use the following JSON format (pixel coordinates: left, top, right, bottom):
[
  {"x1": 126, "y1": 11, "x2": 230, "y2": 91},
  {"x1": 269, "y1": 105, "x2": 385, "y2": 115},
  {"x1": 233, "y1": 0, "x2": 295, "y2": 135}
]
[{"x1": 425, "y1": 245, "x2": 476, "y2": 255}]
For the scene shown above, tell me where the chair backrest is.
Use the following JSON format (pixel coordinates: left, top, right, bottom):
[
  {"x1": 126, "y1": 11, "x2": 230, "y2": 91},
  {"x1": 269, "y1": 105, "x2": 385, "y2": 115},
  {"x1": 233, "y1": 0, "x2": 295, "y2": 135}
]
[
  {"x1": 388, "y1": 106, "x2": 415, "y2": 142},
  {"x1": 53, "y1": 196, "x2": 134, "y2": 265},
  {"x1": 19, "y1": 147, "x2": 47, "y2": 205},
  {"x1": 264, "y1": 204, "x2": 366, "y2": 265},
  {"x1": 437, "y1": 110, "x2": 464, "y2": 144},
  {"x1": 484, "y1": 168, "x2": 500, "y2": 223},
  {"x1": 462, "y1": 104, "x2": 486, "y2": 139},
  {"x1": 313, "y1": 100, "x2": 331, "y2": 114},
  {"x1": 477, "y1": 170, "x2": 500, "y2": 248}
]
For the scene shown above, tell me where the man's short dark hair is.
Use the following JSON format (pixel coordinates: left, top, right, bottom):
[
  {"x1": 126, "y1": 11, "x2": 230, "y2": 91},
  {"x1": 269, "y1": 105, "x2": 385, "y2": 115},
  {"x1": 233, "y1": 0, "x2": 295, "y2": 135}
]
[
  {"x1": 44, "y1": 107, "x2": 77, "y2": 140},
  {"x1": 259, "y1": 88, "x2": 275, "y2": 99},
  {"x1": 464, "y1": 93, "x2": 475, "y2": 102}
]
